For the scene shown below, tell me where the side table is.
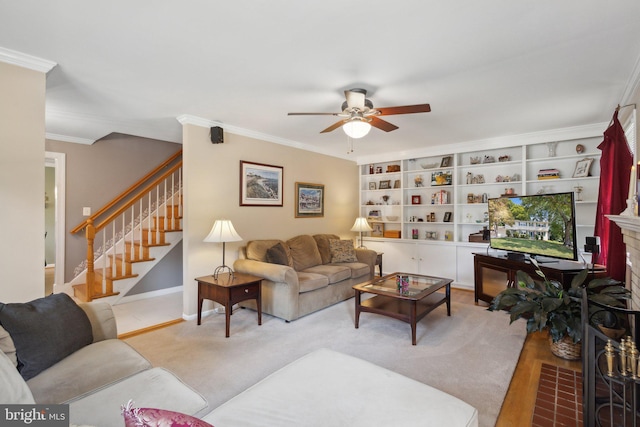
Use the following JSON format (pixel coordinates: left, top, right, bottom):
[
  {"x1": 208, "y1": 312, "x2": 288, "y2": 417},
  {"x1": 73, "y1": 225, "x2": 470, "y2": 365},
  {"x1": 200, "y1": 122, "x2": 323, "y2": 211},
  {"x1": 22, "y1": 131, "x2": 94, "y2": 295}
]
[{"x1": 195, "y1": 272, "x2": 262, "y2": 337}]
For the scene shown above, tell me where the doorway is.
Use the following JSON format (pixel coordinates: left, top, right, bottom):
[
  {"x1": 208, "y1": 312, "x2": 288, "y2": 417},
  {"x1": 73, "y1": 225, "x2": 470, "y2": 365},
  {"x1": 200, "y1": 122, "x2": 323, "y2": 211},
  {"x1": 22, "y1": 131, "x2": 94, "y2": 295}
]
[{"x1": 45, "y1": 151, "x2": 66, "y2": 294}]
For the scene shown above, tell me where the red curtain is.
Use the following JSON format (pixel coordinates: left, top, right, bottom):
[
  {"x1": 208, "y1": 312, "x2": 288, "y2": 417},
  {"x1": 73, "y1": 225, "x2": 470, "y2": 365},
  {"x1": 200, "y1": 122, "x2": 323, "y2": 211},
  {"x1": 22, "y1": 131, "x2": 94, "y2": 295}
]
[{"x1": 593, "y1": 110, "x2": 632, "y2": 281}]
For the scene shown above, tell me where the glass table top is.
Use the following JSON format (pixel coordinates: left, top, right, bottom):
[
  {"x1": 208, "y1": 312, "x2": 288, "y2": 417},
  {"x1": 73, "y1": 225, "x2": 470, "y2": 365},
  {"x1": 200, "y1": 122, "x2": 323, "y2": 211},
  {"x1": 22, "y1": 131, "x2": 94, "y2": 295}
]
[{"x1": 359, "y1": 273, "x2": 451, "y2": 297}]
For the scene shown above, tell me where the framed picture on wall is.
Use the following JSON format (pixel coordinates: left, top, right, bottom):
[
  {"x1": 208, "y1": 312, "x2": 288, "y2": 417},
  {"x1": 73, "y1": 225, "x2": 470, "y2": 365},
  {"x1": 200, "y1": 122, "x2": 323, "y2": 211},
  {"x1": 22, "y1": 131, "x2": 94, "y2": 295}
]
[
  {"x1": 240, "y1": 161, "x2": 283, "y2": 206},
  {"x1": 295, "y1": 182, "x2": 324, "y2": 218}
]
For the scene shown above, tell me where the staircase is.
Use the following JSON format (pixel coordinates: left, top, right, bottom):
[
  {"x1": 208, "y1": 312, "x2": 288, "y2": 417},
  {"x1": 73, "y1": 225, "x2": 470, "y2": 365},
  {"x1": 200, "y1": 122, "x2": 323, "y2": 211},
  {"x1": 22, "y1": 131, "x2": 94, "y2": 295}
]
[{"x1": 69, "y1": 151, "x2": 183, "y2": 303}]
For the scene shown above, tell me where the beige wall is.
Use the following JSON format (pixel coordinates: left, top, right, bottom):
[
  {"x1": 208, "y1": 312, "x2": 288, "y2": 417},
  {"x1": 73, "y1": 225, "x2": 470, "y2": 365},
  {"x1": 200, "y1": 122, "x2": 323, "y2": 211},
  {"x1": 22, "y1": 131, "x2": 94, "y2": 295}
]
[
  {"x1": 0, "y1": 62, "x2": 46, "y2": 302},
  {"x1": 181, "y1": 124, "x2": 359, "y2": 316}
]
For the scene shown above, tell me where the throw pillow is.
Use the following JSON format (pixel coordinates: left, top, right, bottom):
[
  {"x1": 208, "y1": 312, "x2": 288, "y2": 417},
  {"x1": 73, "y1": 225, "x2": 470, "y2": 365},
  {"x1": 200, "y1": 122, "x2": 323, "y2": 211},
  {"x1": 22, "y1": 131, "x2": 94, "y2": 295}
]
[
  {"x1": 122, "y1": 400, "x2": 213, "y2": 427},
  {"x1": 265, "y1": 242, "x2": 290, "y2": 266},
  {"x1": 0, "y1": 293, "x2": 93, "y2": 381},
  {"x1": 329, "y1": 239, "x2": 359, "y2": 263}
]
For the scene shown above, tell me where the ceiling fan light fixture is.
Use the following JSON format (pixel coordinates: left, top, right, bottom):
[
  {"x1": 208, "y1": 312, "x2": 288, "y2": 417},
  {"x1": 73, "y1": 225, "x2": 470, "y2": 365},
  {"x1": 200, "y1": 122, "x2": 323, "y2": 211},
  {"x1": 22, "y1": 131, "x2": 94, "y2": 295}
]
[{"x1": 343, "y1": 120, "x2": 371, "y2": 139}]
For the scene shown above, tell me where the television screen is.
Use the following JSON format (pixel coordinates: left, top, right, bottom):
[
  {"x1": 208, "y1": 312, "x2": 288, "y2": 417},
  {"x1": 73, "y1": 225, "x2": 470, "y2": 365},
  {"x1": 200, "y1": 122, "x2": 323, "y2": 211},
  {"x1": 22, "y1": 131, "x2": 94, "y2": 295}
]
[{"x1": 488, "y1": 192, "x2": 577, "y2": 261}]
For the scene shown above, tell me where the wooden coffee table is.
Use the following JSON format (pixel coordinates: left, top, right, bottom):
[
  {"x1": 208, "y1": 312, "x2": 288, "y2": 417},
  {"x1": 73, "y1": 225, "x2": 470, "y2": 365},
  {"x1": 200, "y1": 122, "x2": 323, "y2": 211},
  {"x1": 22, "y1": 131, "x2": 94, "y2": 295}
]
[
  {"x1": 196, "y1": 272, "x2": 262, "y2": 337},
  {"x1": 353, "y1": 273, "x2": 452, "y2": 345}
]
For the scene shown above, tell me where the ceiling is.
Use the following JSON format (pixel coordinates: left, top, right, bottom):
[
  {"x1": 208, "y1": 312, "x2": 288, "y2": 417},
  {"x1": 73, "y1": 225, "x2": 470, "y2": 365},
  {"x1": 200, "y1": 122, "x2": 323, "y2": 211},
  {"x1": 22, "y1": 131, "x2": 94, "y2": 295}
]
[{"x1": 1, "y1": 0, "x2": 640, "y2": 162}]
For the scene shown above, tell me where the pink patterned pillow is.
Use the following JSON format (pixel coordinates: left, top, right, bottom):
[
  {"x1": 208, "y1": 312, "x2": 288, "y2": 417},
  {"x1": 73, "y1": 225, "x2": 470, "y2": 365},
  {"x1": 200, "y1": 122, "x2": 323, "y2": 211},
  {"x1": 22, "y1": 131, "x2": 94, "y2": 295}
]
[{"x1": 122, "y1": 400, "x2": 213, "y2": 427}]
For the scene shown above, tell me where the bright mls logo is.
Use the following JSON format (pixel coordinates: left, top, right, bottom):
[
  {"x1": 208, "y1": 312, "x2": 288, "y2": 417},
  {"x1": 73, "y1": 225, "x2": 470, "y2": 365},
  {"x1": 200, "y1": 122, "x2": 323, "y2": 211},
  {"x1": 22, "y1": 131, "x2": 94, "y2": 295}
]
[{"x1": 1, "y1": 405, "x2": 68, "y2": 426}]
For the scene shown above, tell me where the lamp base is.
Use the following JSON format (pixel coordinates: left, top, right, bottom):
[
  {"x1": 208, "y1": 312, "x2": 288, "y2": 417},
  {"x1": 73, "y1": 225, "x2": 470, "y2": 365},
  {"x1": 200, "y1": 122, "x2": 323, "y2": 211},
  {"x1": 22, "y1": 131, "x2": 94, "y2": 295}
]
[{"x1": 213, "y1": 265, "x2": 234, "y2": 280}]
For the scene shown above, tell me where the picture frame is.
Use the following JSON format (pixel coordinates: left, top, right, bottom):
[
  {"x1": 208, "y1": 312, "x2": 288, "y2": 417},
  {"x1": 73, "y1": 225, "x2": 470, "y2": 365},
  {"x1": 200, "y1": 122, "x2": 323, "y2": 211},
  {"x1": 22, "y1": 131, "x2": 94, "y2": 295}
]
[
  {"x1": 443, "y1": 211, "x2": 452, "y2": 222},
  {"x1": 393, "y1": 179, "x2": 401, "y2": 189},
  {"x1": 440, "y1": 156, "x2": 453, "y2": 168},
  {"x1": 295, "y1": 182, "x2": 324, "y2": 218},
  {"x1": 378, "y1": 180, "x2": 391, "y2": 189},
  {"x1": 431, "y1": 170, "x2": 453, "y2": 186},
  {"x1": 573, "y1": 158, "x2": 593, "y2": 178},
  {"x1": 371, "y1": 222, "x2": 384, "y2": 237},
  {"x1": 411, "y1": 195, "x2": 421, "y2": 205},
  {"x1": 240, "y1": 161, "x2": 283, "y2": 206},
  {"x1": 369, "y1": 182, "x2": 377, "y2": 190}
]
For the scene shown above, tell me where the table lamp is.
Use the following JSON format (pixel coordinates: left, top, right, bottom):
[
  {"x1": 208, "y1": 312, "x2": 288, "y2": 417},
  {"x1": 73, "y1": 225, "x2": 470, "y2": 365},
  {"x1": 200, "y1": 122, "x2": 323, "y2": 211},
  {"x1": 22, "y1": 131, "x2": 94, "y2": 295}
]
[
  {"x1": 203, "y1": 219, "x2": 243, "y2": 279},
  {"x1": 351, "y1": 217, "x2": 372, "y2": 248}
]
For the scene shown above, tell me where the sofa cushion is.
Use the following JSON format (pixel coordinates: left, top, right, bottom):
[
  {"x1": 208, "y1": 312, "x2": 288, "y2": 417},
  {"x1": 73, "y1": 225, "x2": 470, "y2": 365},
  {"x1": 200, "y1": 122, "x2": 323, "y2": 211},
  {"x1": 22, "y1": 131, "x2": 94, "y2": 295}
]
[
  {"x1": 296, "y1": 272, "x2": 329, "y2": 293},
  {"x1": 287, "y1": 235, "x2": 323, "y2": 271},
  {"x1": 28, "y1": 339, "x2": 152, "y2": 404},
  {"x1": 246, "y1": 239, "x2": 290, "y2": 264},
  {"x1": 333, "y1": 262, "x2": 370, "y2": 279},
  {"x1": 68, "y1": 368, "x2": 209, "y2": 427},
  {"x1": 313, "y1": 234, "x2": 340, "y2": 264},
  {"x1": 328, "y1": 239, "x2": 358, "y2": 263},
  {"x1": 0, "y1": 349, "x2": 34, "y2": 404},
  {"x1": 0, "y1": 324, "x2": 17, "y2": 367},
  {"x1": 122, "y1": 400, "x2": 213, "y2": 427},
  {"x1": 266, "y1": 242, "x2": 291, "y2": 266},
  {"x1": 0, "y1": 293, "x2": 93, "y2": 381},
  {"x1": 303, "y1": 265, "x2": 351, "y2": 284}
]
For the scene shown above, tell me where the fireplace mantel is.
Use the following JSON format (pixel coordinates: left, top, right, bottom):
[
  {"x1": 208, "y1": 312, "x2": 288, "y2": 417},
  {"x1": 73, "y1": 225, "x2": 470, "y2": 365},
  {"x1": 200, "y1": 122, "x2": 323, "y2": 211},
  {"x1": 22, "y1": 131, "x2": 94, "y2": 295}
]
[{"x1": 607, "y1": 214, "x2": 640, "y2": 233}]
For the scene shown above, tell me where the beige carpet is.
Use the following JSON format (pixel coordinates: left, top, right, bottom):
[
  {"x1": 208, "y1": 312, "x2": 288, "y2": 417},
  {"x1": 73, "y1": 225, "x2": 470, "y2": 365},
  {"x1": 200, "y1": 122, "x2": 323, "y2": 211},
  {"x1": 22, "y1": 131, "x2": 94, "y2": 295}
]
[{"x1": 125, "y1": 296, "x2": 526, "y2": 427}]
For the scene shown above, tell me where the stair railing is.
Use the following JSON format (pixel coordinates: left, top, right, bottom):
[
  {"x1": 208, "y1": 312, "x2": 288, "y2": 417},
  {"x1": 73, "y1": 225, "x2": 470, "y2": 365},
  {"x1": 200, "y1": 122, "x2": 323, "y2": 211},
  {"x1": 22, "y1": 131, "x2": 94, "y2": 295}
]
[{"x1": 71, "y1": 150, "x2": 182, "y2": 301}]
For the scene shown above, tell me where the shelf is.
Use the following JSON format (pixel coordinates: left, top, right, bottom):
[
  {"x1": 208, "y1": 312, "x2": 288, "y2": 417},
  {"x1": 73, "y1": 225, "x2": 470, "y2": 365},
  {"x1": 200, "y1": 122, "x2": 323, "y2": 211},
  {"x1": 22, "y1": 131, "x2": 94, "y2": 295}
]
[{"x1": 458, "y1": 160, "x2": 520, "y2": 169}]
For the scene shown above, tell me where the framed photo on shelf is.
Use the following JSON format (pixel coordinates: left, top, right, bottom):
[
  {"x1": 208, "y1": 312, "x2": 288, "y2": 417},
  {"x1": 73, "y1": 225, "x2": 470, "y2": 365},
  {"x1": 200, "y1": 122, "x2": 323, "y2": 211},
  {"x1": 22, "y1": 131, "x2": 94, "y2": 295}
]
[
  {"x1": 431, "y1": 171, "x2": 452, "y2": 186},
  {"x1": 440, "y1": 156, "x2": 453, "y2": 168},
  {"x1": 411, "y1": 195, "x2": 421, "y2": 205},
  {"x1": 378, "y1": 180, "x2": 391, "y2": 189},
  {"x1": 368, "y1": 182, "x2": 377, "y2": 190},
  {"x1": 294, "y1": 182, "x2": 324, "y2": 218},
  {"x1": 371, "y1": 222, "x2": 384, "y2": 237},
  {"x1": 240, "y1": 160, "x2": 283, "y2": 206},
  {"x1": 393, "y1": 179, "x2": 401, "y2": 189},
  {"x1": 573, "y1": 158, "x2": 593, "y2": 178},
  {"x1": 443, "y1": 211, "x2": 452, "y2": 222}
]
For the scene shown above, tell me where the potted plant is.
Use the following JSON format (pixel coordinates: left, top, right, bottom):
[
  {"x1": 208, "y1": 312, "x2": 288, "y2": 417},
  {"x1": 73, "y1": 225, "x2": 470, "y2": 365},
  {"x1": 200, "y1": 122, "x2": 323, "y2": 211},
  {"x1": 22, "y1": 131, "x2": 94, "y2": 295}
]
[{"x1": 488, "y1": 258, "x2": 629, "y2": 360}]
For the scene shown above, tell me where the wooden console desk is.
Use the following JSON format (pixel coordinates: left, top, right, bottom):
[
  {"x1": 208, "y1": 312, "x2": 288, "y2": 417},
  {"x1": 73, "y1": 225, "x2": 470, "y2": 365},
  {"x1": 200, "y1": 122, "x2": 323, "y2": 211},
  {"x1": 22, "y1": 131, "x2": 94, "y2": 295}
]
[{"x1": 473, "y1": 253, "x2": 606, "y2": 305}]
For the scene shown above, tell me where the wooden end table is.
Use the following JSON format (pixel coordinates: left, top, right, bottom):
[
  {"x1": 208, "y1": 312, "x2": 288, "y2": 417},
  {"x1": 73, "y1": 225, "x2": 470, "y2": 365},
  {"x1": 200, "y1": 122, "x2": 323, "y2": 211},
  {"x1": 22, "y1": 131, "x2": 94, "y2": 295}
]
[{"x1": 196, "y1": 272, "x2": 262, "y2": 337}]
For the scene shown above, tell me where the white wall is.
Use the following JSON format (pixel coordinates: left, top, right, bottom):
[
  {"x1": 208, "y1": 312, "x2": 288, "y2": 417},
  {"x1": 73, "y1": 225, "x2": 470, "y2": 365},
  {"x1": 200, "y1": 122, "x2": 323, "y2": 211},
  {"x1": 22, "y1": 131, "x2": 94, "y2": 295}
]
[
  {"x1": 181, "y1": 123, "x2": 360, "y2": 316},
  {"x1": 0, "y1": 62, "x2": 47, "y2": 302}
]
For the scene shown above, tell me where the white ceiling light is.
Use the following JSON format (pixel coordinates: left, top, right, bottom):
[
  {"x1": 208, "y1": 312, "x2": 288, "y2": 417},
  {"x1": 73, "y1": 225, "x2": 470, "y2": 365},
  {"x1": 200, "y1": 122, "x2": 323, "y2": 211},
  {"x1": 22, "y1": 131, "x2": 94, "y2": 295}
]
[{"x1": 343, "y1": 120, "x2": 371, "y2": 139}]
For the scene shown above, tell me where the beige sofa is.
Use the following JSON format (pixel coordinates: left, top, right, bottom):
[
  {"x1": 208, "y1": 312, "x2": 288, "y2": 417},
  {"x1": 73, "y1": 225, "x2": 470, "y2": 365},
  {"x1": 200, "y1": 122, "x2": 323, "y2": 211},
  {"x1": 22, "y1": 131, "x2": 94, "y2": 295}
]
[
  {"x1": 0, "y1": 295, "x2": 209, "y2": 426},
  {"x1": 233, "y1": 234, "x2": 377, "y2": 321}
]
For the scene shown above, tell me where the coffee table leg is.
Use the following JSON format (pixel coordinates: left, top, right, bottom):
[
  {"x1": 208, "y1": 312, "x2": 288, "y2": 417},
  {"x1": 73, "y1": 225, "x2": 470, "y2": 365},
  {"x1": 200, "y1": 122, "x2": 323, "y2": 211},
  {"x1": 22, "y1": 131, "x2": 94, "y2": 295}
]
[
  {"x1": 354, "y1": 290, "x2": 361, "y2": 329},
  {"x1": 411, "y1": 301, "x2": 417, "y2": 345},
  {"x1": 225, "y1": 303, "x2": 231, "y2": 338},
  {"x1": 446, "y1": 283, "x2": 451, "y2": 316},
  {"x1": 257, "y1": 283, "x2": 262, "y2": 326},
  {"x1": 197, "y1": 297, "x2": 203, "y2": 325}
]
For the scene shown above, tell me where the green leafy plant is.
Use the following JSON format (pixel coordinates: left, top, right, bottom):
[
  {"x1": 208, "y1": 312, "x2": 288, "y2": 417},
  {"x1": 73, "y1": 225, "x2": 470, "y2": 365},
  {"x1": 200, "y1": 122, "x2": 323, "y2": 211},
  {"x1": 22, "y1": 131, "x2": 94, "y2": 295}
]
[{"x1": 488, "y1": 258, "x2": 629, "y2": 344}]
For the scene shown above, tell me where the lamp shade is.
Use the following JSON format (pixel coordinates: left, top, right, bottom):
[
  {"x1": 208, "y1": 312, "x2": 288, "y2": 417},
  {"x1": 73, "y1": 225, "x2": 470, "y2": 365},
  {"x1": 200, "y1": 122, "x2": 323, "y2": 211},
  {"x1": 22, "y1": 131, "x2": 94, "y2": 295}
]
[
  {"x1": 203, "y1": 220, "x2": 243, "y2": 243},
  {"x1": 343, "y1": 120, "x2": 371, "y2": 139},
  {"x1": 350, "y1": 217, "x2": 373, "y2": 232}
]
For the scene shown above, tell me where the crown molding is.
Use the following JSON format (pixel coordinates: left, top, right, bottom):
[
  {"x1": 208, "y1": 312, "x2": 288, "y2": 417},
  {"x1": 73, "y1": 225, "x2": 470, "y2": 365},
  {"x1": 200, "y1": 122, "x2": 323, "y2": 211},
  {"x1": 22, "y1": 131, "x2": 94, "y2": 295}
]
[
  {"x1": 176, "y1": 114, "x2": 351, "y2": 159},
  {"x1": 0, "y1": 47, "x2": 56, "y2": 73},
  {"x1": 622, "y1": 51, "x2": 640, "y2": 106},
  {"x1": 45, "y1": 133, "x2": 95, "y2": 145}
]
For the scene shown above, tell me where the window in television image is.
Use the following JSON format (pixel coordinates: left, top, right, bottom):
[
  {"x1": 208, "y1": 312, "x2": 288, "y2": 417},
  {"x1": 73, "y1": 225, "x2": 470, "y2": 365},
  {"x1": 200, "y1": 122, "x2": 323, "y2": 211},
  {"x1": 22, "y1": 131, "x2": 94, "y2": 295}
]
[{"x1": 487, "y1": 192, "x2": 577, "y2": 261}]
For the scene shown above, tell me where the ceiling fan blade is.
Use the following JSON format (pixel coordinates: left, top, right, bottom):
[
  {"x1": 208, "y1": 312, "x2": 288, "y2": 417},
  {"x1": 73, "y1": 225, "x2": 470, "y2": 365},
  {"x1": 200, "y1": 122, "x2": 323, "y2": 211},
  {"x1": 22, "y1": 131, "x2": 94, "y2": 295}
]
[
  {"x1": 375, "y1": 104, "x2": 431, "y2": 116},
  {"x1": 320, "y1": 120, "x2": 346, "y2": 133},
  {"x1": 369, "y1": 116, "x2": 399, "y2": 132},
  {"x1": 344, "y1": 90, "x2": 365, "y2": 110},
  {"x1": 288, "y1": 112, "x2": 340, "y2": 116}
]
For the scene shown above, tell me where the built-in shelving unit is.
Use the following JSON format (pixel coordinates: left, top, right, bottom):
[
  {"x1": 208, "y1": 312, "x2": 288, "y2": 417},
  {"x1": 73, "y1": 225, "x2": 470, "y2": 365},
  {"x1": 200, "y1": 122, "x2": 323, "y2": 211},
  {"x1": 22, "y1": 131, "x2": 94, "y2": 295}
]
[{"x1": 358, "y1": 136, "x2": 602, "y2": 288}]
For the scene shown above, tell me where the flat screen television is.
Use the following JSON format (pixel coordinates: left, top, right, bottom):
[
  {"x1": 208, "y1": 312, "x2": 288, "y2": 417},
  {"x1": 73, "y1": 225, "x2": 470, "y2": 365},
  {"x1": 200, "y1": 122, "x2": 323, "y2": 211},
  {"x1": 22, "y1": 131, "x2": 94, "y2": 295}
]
[{"x1": 487, "y1": 191, "x2": 578, "y2": 262}]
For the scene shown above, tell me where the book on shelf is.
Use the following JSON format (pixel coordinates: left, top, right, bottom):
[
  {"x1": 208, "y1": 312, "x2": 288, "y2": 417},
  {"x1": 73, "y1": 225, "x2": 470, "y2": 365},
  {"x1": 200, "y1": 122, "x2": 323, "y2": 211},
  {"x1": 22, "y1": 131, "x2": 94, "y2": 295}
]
[{"x1": 537, "y1": 168, "x2": 560, "y2": 180}]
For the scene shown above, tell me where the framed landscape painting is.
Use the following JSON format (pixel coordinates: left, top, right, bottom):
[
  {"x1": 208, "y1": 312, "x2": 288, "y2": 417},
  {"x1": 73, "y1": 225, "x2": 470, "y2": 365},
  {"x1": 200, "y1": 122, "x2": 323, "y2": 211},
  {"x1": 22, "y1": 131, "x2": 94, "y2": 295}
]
[
  {"x1": 295, "y1": 182, "x2": 324, "y2": 218},
  {"x1": 240, "y1": 161, "x2": 283, "y2": 206}
]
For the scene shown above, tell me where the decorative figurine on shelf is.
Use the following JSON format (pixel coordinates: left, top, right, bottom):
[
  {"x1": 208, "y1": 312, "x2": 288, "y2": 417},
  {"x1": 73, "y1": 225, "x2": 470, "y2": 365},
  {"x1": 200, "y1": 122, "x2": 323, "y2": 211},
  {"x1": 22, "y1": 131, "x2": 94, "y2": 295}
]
[
  {"x1": 470, "y1": 156, "x2": 481, "y2": 164},
  {"x1": 574, "y1": 185, "x2": 583, "y2": 202},
  {"x1": 483, "y1": 155, "x2": 495, "y2": 164},
  {"x1": 381, "y1": 195, "x2": 390, "y2": 204},
  {"x1": 414, "y1": 175, "x2": 424, "y2": 187}
]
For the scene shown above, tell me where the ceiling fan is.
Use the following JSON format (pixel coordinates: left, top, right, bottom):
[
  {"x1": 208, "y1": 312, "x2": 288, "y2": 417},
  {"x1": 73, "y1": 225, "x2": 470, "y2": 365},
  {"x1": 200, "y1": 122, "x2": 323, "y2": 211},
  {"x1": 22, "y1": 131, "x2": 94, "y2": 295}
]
[{"x1": 287, "y1": 88, "x2": 431, "y2": 138}]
